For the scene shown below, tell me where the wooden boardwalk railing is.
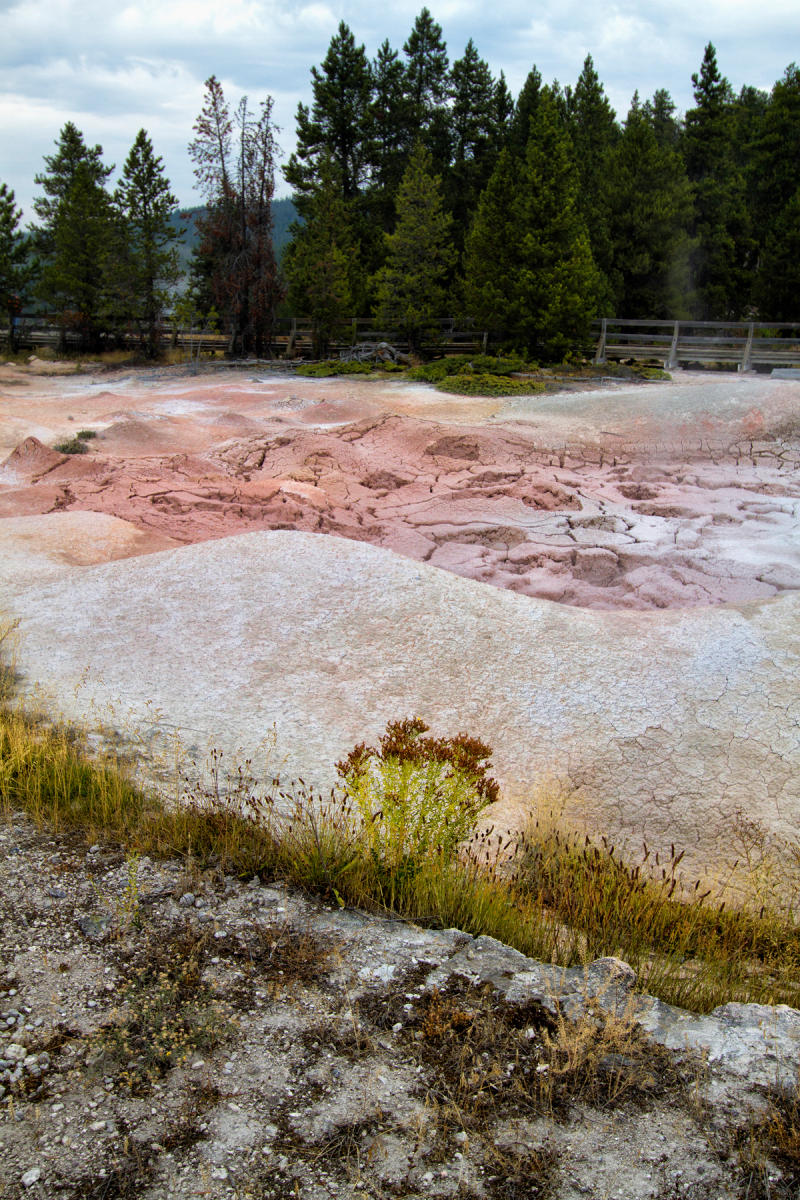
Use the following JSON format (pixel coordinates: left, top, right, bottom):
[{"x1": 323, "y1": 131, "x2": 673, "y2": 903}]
[
  {"x1": 593, "y1": 318, "x2": 800, "y2": 371},
  {"x1": 2, "y1": 315, "x2": 488, "y2": 358}
]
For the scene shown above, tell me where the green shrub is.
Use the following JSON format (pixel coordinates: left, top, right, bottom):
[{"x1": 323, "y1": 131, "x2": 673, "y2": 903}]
[
  {"x1": 406, "y1": 355, "x2": 541, "y2": 392},
  {"x1": 76, "y1": 429, "x2": 97, "y2": 440},
  {"x1": 405, "y1": 356, "x2": 472, "y2": 383},
  {"x1": 464, "y1": 353, "x2": 535, "y2": 375},
  {"x1": 638, "y1": 367, "x2": 671, "y2": 381},
  {"x1": 296, "y1": 360, "x2": 374, "y2": 377},
  {"x1": 336, "y1": 716, "x2": 498, "y2": 905},
  {"x1": 436, "y1": 373, "x2": 546, "y2": 397},
  {"x1": 53, "y1": 437, "x2": 89, "y2": 455},
  {"x1": 295, "y1": 359, "x2": 406, "y2": 377}
]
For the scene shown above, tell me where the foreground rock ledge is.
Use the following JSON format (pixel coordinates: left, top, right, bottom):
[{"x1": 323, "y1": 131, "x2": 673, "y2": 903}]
[{"x1": 0, "y1": 811, "x2": 796, "y2": 1199}]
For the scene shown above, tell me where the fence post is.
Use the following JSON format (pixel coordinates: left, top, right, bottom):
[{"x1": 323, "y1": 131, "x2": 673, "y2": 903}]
[
  {"x1": 666, "y1": 321, "x2": 680, "y2": 369},
  {"x1": 739, "y1": 322, "x2": 754, "y2": 373},
  {"x1": 594, "y1": 318, "x2": 607, "y2": 364}
]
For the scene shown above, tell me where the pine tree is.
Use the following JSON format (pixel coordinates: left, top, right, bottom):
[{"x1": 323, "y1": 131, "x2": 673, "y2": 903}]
[
  {"x1": 751, "y1": 65, "x2": 800, "y2": 222},
  {"x1": 448, "y1": 39, "x2": 499, "y2": 240},
  {"x1": 38, "y1": 163, "x2": 115, "y2": 349},
  {"x1": 518, "y1": 88, "x2": 602, "y2": 357},
  {"x1": 463, "y1": 89, "x2": 600, "y2": 357},
  {"x1": 284, "y1": 22, "x2": 373, "y2": 210},
  {"x1": 367, "y1": 39, "x2": 413, "y2": 232},
  {"x1": 372, "y1": 143, "x2": 455, "y2": 351},
  {"x1": 508, "y1": 65, "x2": 542, "y2": 155},
  {"x1": 0, "y1": 183, "x2": 30, "y2": 352},
  {"x1": 566, "y1": 55, "x2": 618, "y2": 309},
  {"x1": 493, "y1": 72, "x2": 514, "y2": 149},
  {"x1": 114, "y1": 130, "x2": 181, "y2": 358},
  {"x1": 283, "y1": 156, "x2": 361, "y2": 356},
  {"x1": 749, "y1": 63, "x2": 800, "y2": 313},
  {"x1": 643, "y1": 89, "x2": 682, "y2": 149},
  {"x1": 403, "y1": 8, "x2": 451, "y2": 170},
  {"x1": 684, "y1": 43, "x2": 753, "y2": 318},
  {"x1": 461, "y1": 149, "x2": 523, "y2": 341},
  {"x1": 189, "y1": 78, "x2": 284, "y2": 356},
  {"x1": 606, "y1": 97, "x2": 694, "y2": 317},
  {"x1": 756, "y1": 186, "x2": 800, "y2": 319},
  {"x1": 33, "y1": 125, "x2": 115, "y2": 350},
  {"x1": 33, "y1": 122, "x2": 113, "y2": 257}
]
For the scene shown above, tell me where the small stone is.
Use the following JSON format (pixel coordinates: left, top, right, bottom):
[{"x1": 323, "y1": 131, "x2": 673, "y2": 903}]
[
  {"x1": 391, "y1": 1022, "x2": 403, "y2": 1033},
  {"x1": 213, "y1": 929, "x2": 227, "y2": 939},
  {"x1": 77, "y1": 916, "x2": 111, "y2": 938},
  {"x1": 190, "y1": 1060, "x2": 205, "y2": 1070},
  {"x1": 90, "y1": 1120, "x2": 106, "y2": 1132},
  {"x1": 179, "y1": 893, "x2": 195, "y2": 907},
  {"x1": 211, "y1": 1167, "x2": 228, "y2": 1181},
  {"x1": 6, "y1": 1044, "x2": 26, "y2": 1062},
  {"x1": 21, "y1": 1168, "x2": 42, "y2": 1188}
]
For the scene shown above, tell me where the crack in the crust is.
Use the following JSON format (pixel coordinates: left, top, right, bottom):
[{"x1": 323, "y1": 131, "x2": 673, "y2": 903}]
[{"x1": 6, "y1": 412, "x2": 800, "y2": 613}]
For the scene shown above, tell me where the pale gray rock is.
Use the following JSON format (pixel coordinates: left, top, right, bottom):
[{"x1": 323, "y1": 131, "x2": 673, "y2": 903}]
[{"x1": 5, "y1": 529, "x2": 799, "y2": 881}]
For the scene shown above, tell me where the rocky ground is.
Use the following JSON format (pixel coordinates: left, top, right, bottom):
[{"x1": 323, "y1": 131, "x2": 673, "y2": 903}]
[{"x1": 2, "y1": 807, "x2": 800, "y2": 1200}]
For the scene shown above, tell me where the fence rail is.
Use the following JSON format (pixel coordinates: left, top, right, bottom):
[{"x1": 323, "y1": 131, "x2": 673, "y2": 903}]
[
  {"x1": 593, "y1": 318, "x2": 800, "y2": 371},
  {"x1": 1, "y1": 315, "x2": 489, "y2": 358}
]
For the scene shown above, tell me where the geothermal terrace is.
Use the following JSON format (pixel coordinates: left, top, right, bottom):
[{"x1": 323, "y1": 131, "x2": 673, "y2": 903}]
[{"x1": 1, "y1": 359, "x2": 798, "y2": 880}]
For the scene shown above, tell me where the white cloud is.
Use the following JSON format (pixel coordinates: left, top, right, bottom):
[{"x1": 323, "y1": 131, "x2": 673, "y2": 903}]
[{"x1": 1, "y1": 0, "x2": 798, "y2": 218}]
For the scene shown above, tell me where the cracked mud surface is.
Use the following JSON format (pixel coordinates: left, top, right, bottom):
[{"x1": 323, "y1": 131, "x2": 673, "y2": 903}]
[{"x1": 1, "y1": 362, "x2": 799, "y2": 611}]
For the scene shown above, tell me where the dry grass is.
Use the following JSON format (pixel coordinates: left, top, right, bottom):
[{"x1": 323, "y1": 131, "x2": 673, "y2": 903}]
[
  {"x1": 96, "y1": 927, "x2": 231, "y2": 1094},
  {"x1": 513, "y1": 819, "x2": 800, "y2": 1011},
  {"x1": 4, "y1": 693, "x2": 800, "y2": 1014},
  {"x1": 735, "y1": 1092, "x2": 800, "y2": 1199},
  {"x1": 3, "y1": 601, "x2": 800, "y2": 1020},
  {"x1": 408, "y1": 979, "x2": 685, "y2": 1123}
]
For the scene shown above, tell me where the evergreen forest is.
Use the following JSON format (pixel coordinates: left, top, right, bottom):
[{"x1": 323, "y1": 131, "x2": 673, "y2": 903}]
[{"x1": 1, "y1": 9, "x2": 799, "y2": 359}]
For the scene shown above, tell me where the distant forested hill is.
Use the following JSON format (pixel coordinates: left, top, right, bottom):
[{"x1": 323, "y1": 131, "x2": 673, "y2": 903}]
[{"x1": 168, "y1": 197, "x2": 297, "y2": 277}]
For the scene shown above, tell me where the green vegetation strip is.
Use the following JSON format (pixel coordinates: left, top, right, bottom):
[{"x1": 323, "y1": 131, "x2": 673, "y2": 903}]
[
  {"x1": 295, "y1": 360, "x2": 407, "y2": 377},
  {"x1": 294, "y1": 355, "x2": 668, "y2": 396},
  {"x1": 2, "y1": 633, "x2": 799, "y2": 1014}
]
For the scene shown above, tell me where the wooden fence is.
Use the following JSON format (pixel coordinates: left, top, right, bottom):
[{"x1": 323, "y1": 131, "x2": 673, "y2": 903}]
[
  {"x1": 593, "y1": 318, "x2": 800, "y2": 371},
  {"x1": 1, "y1": 315, "x2": 488, "y2": 358}
]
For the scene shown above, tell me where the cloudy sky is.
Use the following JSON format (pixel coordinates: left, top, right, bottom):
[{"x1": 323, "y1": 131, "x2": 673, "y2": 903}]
[{"x1": 2, "y1": 0, "x2": 798, "y2": 219}]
